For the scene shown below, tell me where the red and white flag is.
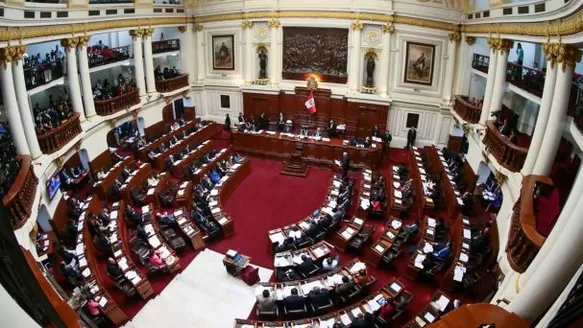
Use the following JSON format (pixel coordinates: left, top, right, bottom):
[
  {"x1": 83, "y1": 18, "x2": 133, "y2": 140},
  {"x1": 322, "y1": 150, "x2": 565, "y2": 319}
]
[{"x1": 305, "y1": 91, "x2": 317, "y2": 114}]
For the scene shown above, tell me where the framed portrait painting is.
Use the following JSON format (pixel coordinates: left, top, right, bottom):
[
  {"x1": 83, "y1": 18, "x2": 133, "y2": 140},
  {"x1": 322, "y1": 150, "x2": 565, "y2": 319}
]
[
  {"x1": 404, "y1": 42, "x2": 435, "y2": 85},
  {"x1": 212, "y1": 35, "x2": 235, "y2": 70}
]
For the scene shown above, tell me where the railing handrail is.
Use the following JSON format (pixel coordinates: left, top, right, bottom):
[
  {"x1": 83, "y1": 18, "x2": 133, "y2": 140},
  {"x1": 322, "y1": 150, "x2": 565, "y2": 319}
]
[
  {"x1": 486, "y1": 120, "x2": 529, "y2": 153},
  {"x1": 519, "y1": 175, "x2": 553, "y2": 247},
  {"x1": 2, "y1": 155, "x2": 30, "y2": 205},
  {"x1": 94, "y1": 88, "x2": 139, "y2": 105},
  {"x1": 157, "y1": 73, "x2": 188, "y2": 83},
  {"x1": 36, "y1": 112, "x2": 80, "y2": 139},
  {"x1": 456, "y1": 95, "x2": 481, "y2": 111}
]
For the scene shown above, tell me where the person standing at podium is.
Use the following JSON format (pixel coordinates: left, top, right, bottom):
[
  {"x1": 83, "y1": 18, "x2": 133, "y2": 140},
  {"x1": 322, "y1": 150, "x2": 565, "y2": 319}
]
[
  {"x1": 340, "y1": 152, "x2": 350, "y2": 178},
  {"x1": 277, "y1": 112, "x2": 285, "y2": 131},
  {"x1": 224, "y1": 114, "x2": 231, "y2": 131},
  {"x1": 327, "y1": 120, "x2": 337, "y2": 138}
]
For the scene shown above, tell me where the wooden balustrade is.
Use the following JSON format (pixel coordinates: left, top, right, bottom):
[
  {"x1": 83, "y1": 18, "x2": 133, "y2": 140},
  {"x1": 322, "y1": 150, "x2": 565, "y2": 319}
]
[
  {"x1": 505, "y1": 175, "x2": 552, "y2": 273},
  {"x1": 2, "y1": 155, "x2": 38, "y2": 229},
  {"x1": 472, "y1": 53, "x2": 489, "y2": 74},
  {"x1": 151, "y1": 39, "x2": 180, "y2": 54},
  {"x1": 37, "y1": 112, "x2": 82, "y2": 154},
  {"x1": 94, "y1": 89, "x2": 140, "y2": 116},
  {"x1": 483, "y1": 120, "x2": 528, "y2": 172},
  {"x1": 155, "y1": 74, "x2": 189, "y2": 93},
  {"x1": 506, "y1": 62, "x2": 545, "y2": 97},
  {"x1": 454, "y1": 96, "x2": 482, "y2": 123}
]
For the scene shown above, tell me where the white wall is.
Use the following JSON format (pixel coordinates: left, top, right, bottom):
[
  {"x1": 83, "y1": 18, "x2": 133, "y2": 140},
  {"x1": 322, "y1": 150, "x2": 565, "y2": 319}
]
[
  {"x1": 153, "y1": 27, "x2": 181, "y2": 42},
  {"x1": 0, "y1": 284, "x2": 40, "y2": 328},
  {"x1": 469, "y1": 74, "x2": 487, "y2": 100},
  {"x1": 472, "y1": 37, "x2": 490, "y2": 57},
  {"x1": 153, "y1": 54, "x2": 182, "y2": 71},
  {"x1": 388, "y1": 103, "x2": 452, "y2": 148},
  {"x1": 507, "y1": 41, "x2": 536, "y2": 68},
  {"x1": 26, "y1": 40, "x2": 62, "y2": 58}
]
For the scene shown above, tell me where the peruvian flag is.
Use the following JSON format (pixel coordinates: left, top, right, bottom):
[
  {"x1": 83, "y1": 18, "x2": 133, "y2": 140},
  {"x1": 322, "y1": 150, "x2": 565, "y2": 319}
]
[{"x1": 305, "y1": 91, "x2": 317, "y2": 114}]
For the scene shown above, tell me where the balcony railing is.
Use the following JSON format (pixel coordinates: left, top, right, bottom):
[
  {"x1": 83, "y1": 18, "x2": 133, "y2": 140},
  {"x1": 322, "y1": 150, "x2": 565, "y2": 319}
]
[
  {"x1": 94, "y1": 89, "x2": 140, "y2": 116},
  {"x1": 454, "y1": 96, "x2": 482, "y2": 123},
  {"x1": 2, "y1": 155, "x2": 38, "y2": 229},
  {"x1": 155, "y1": 74, "x2": 189, "y2": 93},
  {"x1": 24, "y1": 60, "x2": 65, "y2": 91},
  {"x1": 506, "y1": 175, "x2": 552, "y2": 273},
  {"x1": 568, "y1": 82, "x2": 582, "y2": 119},
  {"x1": 88, "y1": 45, "x2": 131, "y2": 69},
  {"x1": 483, "y1": 120, "x2": 528, "y2": 172},
  {"x1": 506, "y1": 63, "x2": 545, "y2": 97},
  {"x1": 472, "y1": 53, "x2": 489, "y2": 74},
  {"x1": 152, "y1": 39, "x2": 180, "y2": 54},
  {"x1": 37, "y1": 112, "x2": 82, "y2": 154}
]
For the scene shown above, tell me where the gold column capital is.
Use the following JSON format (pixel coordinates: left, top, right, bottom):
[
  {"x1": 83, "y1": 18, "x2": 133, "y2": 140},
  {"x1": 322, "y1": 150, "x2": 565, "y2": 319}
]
[
  {"x1": 487, "y1": 38, "x2": 513, "y2": 54},
  {"x1": 142, "y1": 28, "x2": 154, "y2": 37},
  {"x1": 129, "y1": 29, "x2": 144, "y2": 39},
  {"x1": 351, "y1": 20, "x2": 364, "y2": 31},
  {"x1": 178, "y1": 26, "x2": 187, "y2": 33},
  {"x1": 0, "y1": 46, "x2": 18, "y2": 67},
  {"x1": 448, "y1": 31, "x2": 461, "y2": 42},
  {"x1": 465, "y1": 36, "x2": 476, "y2": 45},
  {"x1": 60, "y1": 37, "x2": 79, "y2": 50},
  {"x1": 382, "y1": 23, "x2": 394, "y2": 34},
  {"x1": 555, "y1": 43, "x2": 582, "y2": 72},
  {"x1": 194, "y1": 23, "x2": 203, "y2": 32},
  {"x1": 268, "y1": 19, "x2": 280, "y2": 29},
  {"x1": 77, "y1": 35, "x2": 91, "y2": 47},
  {"x1": 242, "y1": 19, "x2": 253, "y2": 29}
]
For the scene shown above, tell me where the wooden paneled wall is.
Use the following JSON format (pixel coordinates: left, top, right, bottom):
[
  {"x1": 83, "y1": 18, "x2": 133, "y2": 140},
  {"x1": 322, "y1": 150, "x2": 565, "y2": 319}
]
[
  {"x1": 242, "y1": 87, "x2": 389, "y2": 138},
  {"x1": 90, "y1": 150, "x2": 112, "y2": 174},
  {"x1": 162, "y1": 104, "x2": 174, "y2": 122},
  {"x1": 183, "y1": 106, "x2": 196, "y2": 121},
  {"x1": 145, "y1": 121, "x2": 167, "y2": 139}
]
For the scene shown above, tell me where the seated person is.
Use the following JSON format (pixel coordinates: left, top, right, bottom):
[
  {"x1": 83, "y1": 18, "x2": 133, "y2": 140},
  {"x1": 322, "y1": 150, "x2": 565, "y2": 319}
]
[
  {"x1": 274, "y1": 237, "x2": 295, "y2": 253},
  {"x1": 403, "y1": 220, "x2": 420, "y2": 235},
  {"x1": 352, "y1": 269, "x2": 372, "y2": 287},
  {"x1": 148, "y1": 249, "x2": 166, "y2": 270},
  {"x1": 156, "y1": 212, "x2": 178, "y2": 228},
  {"x1": 378, "y1": 297, "x2": 397, "y2": 320},
  {"x1": 106, "y1": 258, "x2": 123, "y2": 279},
  {"x1": 60, "y1": 261, "x2": 81, "y2": 280},
  {"x1": 86, "y1": 297, "x2": 101, "y2": 317},
  {"x1": 308, "y1": 287, "x2": 330, "y2": 308},
  {"x1": 256, "y1": 289, "x2": 277, "y2": 311},
  {"x1": 297, "y1": 255, "x2": 316, "y2": 277},
  {"x1": 126, "y1": 205, "x2": 144, "y2": 226},
  {"x1": 351, "y1": 313, "x2": 375, "y2": 328},
  {"x1": 93, "y1": 234, "x2": 111, "y2": 253},
  {"x1": 96, "y1": 169, "x2": 107, "y2": 181},
  {"x1": 283, "y1": 288, "x2": 304, "y2": 310},
  {"x1": 335, "y1": 275, "x2": 356, "y2": 298},
  {"x1": 322, "y1": 255, "x2": 339, "y2": 272},
  {"x1": 363, "y1": 137, "x2": 372, "y2": 148},
  {"x1": 314, "y1": 127, "x2": 324, "y2": 138},
  {"x1": 432, "y1": 241, "x2": 452, "y2": 260},
  {"x1": 209, "y1": 170, "x2": 220, "y2": 184}
]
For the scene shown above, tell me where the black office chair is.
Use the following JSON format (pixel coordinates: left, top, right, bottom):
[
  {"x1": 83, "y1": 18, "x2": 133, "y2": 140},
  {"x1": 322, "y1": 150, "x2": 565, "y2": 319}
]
[
  {"x1": 129, "y1": 237, "x2": 151, "y2": 261},
  {"x1": 381, "y1": 247, "x2": 402, "y2": 267},
  {"x1": 283, "y1": 300, "x2": 307, "y2": 318},
  {"x1": 339, "y1": 285, "x2": 362, "y2": 304},
  {"x1": 256, "y1": 306, "x2": 279, "y2": 320},
  {"x1": 295, "y1": 237, "x2": 314, "y2": 249},
  {"x1": 299, "y1": 264, "x2": 320, "y2": 279},
  {"x1": 348, "y1": 224, "x2": 376, "y2": 251},
  {"x1": 394, "y1": 290, "x2": 414, "y2": 309},
  {"x1": 309, "y1": 297, "x2": 334, "y2": 315}
]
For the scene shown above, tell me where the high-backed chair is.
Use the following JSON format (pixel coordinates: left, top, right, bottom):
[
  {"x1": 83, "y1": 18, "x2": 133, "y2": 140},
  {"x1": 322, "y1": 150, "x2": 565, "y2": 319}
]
[
  {"x1": 129, "y1": 237, "x2": 150, "y2": 261},
  {"x1": 394, "y1": 290, "x2": 414, "y2": 309},
  {"x1": 256, "y1": 306, "x2": 279, "y2": 320}
]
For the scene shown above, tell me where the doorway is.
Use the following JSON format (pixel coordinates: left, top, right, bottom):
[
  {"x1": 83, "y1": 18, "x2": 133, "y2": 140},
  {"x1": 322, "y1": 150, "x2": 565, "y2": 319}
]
[{"x1": 173, "y1": 98, "x2": 184, "y2": 120}]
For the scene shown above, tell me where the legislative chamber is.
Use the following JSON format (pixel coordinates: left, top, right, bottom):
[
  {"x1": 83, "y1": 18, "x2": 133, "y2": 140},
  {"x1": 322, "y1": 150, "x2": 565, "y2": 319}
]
[{"x1": 1, "y1": 1, "x2": 582, "y2": 328}]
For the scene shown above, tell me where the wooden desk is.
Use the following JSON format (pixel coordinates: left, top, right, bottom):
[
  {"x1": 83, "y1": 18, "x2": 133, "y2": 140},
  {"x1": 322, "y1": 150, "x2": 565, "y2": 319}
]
[
  {"x1": 93, "y1": 156, "x2": 133, "y2": 200},
  {"x1": 410, "y1": 291, "x2": 451, "y2": 327},
  {"x1": 223, "y1": 253, "x2": 251, "y2": 277},
  {"x1": 145, "y1": 172, "x2": 170, "y2": 207},
  {"x1": 121, "y1": 163, "x2": 151, "y2": 205},
  {"x1": 174, "y1": 208, "x2": 205, "y2": 250},
  {"x1": 329, "y1": 217, "x2": 365, "y2": 252},
  {"x1": 151, "y1": 123, "x2": 217, "y2": 170},
  {"x1": 273, "y1": 240, "x2": 332, "y2": 269},
  {"x1": 143, "y1": 204, "x2": 182, "y2": 274},
  {"x1": 170, "y1": 141, "x2": 213, "y2": 179},
  {"x1": 425, "y1": 147, "x2": 462, "y2": 221},
  {"x1": 232, "y1": 131, "x2": 382, "y2": 169},
  {"x1": 137, "y1": 119, "x2": 200, "y2": 161},
  {"x1": 363, "y1": 216, "x2": 402, "y2": 268},
  {"x1": 429, "y1": 303, "x2": 529, "y2": 328}
]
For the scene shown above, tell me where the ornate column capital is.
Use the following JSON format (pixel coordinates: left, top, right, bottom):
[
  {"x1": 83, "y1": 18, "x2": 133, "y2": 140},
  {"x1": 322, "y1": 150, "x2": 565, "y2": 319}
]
[
  {"x1": 142, "y1": 28, "x2": 154, "y2": 37},
  {"x1": 555, "y1": 43, "x2": 583, "y2": 72},
  {"x1": 129, "y1": 29, "x2": 144, "y2": 40},
  {"x1": 194, "y1": 23, "x2": 203, "y2": 32},
  {"x1": 465, "y1": 36, "x2": 476, "y2": 45},
  {"x1": 77, "y1": 35, "x2": 91, "y2": 48},
  {"x1": 0, "y1": 46, "x2": 18, "y2": 67},
  {"x1": 382, "y1": 23, "x2": 394, "y2": 34},
  {"x1": 60, "y1": 37, "x2": 79, "y2": 50},
  {"x1": 351, "y1": 20, "x2": 364, "y2": 31},
  {"x1": 268, "y1": 19, "x2": 280, "y2": 29},
  {"x1": 177, "y1": 26, "x2": 187, "y2": 33},
  {"x1": 448, "y1": 31, "x2": 461, "y2": 43},
  {"x1": 242, "y1": 19, "x2": 253, "y2": 29},
  {"x1": 487, "y1": 38, "x2": 514, "y2": 54}
]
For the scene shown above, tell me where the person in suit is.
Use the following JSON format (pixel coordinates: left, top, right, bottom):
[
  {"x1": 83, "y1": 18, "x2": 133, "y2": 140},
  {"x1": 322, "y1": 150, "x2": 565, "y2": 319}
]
[
  {"x1": 237, "y1": 113, "x2": 245, "y2": 124},
  {"x1": 259, "y1": 113, "x2": 269, "y2": 130},
  {"x1": 327, "y1": 120, "x2": 337, "y2": 138},
  {"x1": 371, "y1": 125, "x2": 380, "y2": 137},
  {"x1": 322, "y1": 256, "x2": 339, "y2": 272},
  {"x1": 297, "y1": 255, "x2": 315, "y2": 277},
  {"x1": 406, "y1": 126, "x2": 417, "y2": 149},
  {"x1": 274, "y1": 237, "x2": 294, "y2": 253},
  {"x1": 340, "y1": 152, "x2": 350, "y2": 178},
  {"x1": 500, "y1": 119, "x2": 512, "y2": 136},
  {"x1": 277, "y1": 112, "x2": 285, "y2": 131},
  {"x1": 256, "y1": 289, "x2": 277, "y2": 311},
  {"x1": 314, "y1": 127, "x2": 324, "y2": 138},
  {"x1": 351, "y1": 313, "x2": 375, "y2": 328},
  {"x1": 224, "y1": 114, "x2": 231, "y2": 131},
  {"x1": 363, "y1": 137, "x2": 372, "y2": 148},
  {"x1": 126, "y1": 205, "x2": 144, "y2": 226},
  {"x1": 106, "y1": 258, "x2": 123, "y2": 279},
  {"x1": 156, "y1": 212, "x2": 178, "y2": 228},
  {"x1": 335, "y1": 275, "x2": 355, "y2": 298},
  {"x1": 308, "y1": 287, "x2": 330, "y2": 308},
  {"x1": 283, "y1": 288, "x2": 305, "y2": 310},
  {"x1": 383, "y1": 130, "x2": 392, "y2": 154},
  {"x1": 353, "y1": 269, "x2": 371, "y2": 287},
  {"x1": 432, "y1": 241, "x2": 452, "y2": 260}
]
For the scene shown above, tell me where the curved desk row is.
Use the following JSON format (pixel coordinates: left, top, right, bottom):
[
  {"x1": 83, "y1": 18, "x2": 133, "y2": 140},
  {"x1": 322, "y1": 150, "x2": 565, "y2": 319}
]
[
  {"x1": 273, "y1": 240, "x2": 332, "y2": 269},
  {"x1": 170, "y1": 141, "x2": 214, "y2": 179},
  {"x1": 139, "y1": 203, "x2": 182, "y2": 274},
  {"x1": 93, "y1": 156, "x2": 133, "y2": 200},
  {"x1": 137, "y1": 119, "x2": 200, "y2": 161},
  {"x1": 408, "y1": 149, "x2": 433, "y2": 220},
  {"x1": 363, "y1": 216, "x2": 404, "y2": 268},
  {"x1": 233, "y1": 131, "x2": 382, "y2": 169},
  {"x1": 120, "y1": 162, "x2": 152, "y2": 205},
  {"x1": 425, "y1": 146, "x2": 462, "y2": 221}
]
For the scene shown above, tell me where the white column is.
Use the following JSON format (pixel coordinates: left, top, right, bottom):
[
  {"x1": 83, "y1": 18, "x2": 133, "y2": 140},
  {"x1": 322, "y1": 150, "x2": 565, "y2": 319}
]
[
  {"x1": 243, "y1": 21, "x2": 254, "y2": 83},
  {"x1": 455, "y1": 36, "x2": 473, "y2": 97},
  {"x1": 489, "y1": 40, "x2": 512, "y2": 117},
  {"x1": 0, "y1": 49, "x2": 30, "y2": 155},
  {"x1": 62, "y1": 38, "x2": 85, "y2": 121},
  {"x1": 507, "y1": 185, "x2": 583, "y2": 322},
  {"x1": 521, "y1": 166, "x2": 583, "y2": 289},
  {"x1": 348, "y1": 21, "x2": 363, "y2": 92},
  {"x1": 130, "y1": 30, "x2": 146, "y2": 96},
  {"x1": 480, "y1": 44, "x2": 498, "y2": 124},
  {"x1": 533, "y1": 47, "x2": 582, "y2": 175},
  {"x1": 195, "y1": 24, "x2": 205, "y2": 83},
  {"x1": 268, "y1": 19, "x2": 279, "y2": 86},
  {"x1": 180, "y1": 25, "x2": 196, "y2": 84},
  {"x1": 77, "y1": 37, "x2": 96, "y2": 118},
  {"x1": 442, "y1": 32, "x2": 459, "y2": 105},
  {"x1": 11, "y1": 46, "x2": 42, "y2": 158},
  {"x1": 143, "y1": 29, "x2": 156, "y2": 94},
  {"x1": 378, "y1": 24, "x2": 392, "y2": 97},
  {"x1": 521, "y1": 43, "x2": 558, "y2": 175}
]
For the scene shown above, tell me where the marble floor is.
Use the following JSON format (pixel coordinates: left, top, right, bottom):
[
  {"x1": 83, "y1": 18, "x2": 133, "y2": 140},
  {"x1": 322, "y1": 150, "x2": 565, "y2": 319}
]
[{"x1": 125, "y1": 249, "x2": 273, "y2": 328}]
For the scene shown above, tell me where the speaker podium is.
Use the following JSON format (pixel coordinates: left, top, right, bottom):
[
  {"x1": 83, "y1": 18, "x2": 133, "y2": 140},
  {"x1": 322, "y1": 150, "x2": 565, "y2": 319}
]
[{"x1": 281, "y1": 151, "x2": 309, "y2": 177}]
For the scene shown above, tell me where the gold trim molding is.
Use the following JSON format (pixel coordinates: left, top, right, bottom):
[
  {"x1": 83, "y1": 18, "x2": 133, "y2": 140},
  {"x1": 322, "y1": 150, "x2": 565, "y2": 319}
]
[{"x1": 465, "y1": 36, "x2": 476, "y2": 45}]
